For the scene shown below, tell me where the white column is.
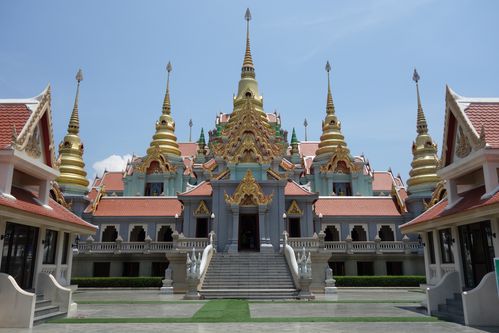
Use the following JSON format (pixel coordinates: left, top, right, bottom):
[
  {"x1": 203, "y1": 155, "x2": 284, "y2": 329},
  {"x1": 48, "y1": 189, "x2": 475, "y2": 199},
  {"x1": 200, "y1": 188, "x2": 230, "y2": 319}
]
[
  {"x1": 0, "y1": 218, "x2": 6, "y2": 269},
  {"x1": 38, "y1": 180, "x2": 50, "y2": 207},
  {"x1": 66, "y1": 233, "x2": 75, "y2": 285},
  {"x1": 445, "y1": 179, "x2": 459, "y2": 208},
  {"x1": 33, "y1": 226, "x2": 46, "y2": 288},
  {"x1": 432, "y1": 230, "x2": 443, "y2": 280},
  {"x1": 0, "y1": 162, "x2": 14, "y2": 197},
  {"x1": 54, "y1": 230, "x2": 65, "y2": 283},
  {"x1": 422, "y1": 233, "x2": 431, "y2": 284},
  {"x1": 451, "y1": 226, "x2": 464, "y2": 287},
  {"x1": 483, "y1": 162, "x2": 499, "y2": 195}
]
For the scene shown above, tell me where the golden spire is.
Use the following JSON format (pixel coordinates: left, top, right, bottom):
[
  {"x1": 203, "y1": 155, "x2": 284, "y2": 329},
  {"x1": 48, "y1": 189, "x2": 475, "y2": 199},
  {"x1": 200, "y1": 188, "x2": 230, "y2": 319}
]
[
  {"x1": 315, "y1": 61, "x2": 349, "y2": 157},
  {"x1": 407, "y1": 69, "x2": 440, "y2": 194},
  {"x1": 147, "y1": 62, "x2": 181, "y2": 157},
  {"x1": 57, "y1": 69, "x2": 89, "y2": 192},
  {"x1": 241, "y1": 8, "x2": 255, "y2": 78}
]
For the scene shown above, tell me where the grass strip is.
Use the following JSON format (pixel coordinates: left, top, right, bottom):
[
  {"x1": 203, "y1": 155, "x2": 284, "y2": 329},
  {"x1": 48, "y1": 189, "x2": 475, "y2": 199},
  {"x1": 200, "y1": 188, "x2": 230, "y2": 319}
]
[
  {"x1": 50, "y1": 316, "x2": 438, "y2": 324},
  {"x1": 192, "y1": 299, "x2": 250, "y2": 321},
  {"x1": 76, "y1": 300, "x2": 205, "y2": 304},
  {"x1": 249, "y1": 300, "x2": 421, "y2": 304}
]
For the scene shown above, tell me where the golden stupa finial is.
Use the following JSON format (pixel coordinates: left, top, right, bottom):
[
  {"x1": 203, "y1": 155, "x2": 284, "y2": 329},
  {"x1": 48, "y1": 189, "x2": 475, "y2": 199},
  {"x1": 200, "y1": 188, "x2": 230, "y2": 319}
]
[
  {"x1": 162, "y1": 62, "x2": 172, "y2": 115},
  {"x1": 325, "y1": 61, "x2": 335, "y2": 115},
  {"x1": 407, "y1": 68, "x2": 439, "y2": 196},
  {"x1": 241, "y1": 8, "x2": 255, "y2": 78},
  {"x1": 68, "y1": 69, "x2": 83, "y2": 134},
  {"x1": 413, "y1": 68, "x2": 428, "y2": 135},
  {"x1": 56, "y1": 69, "x2": 89, "y2": 192},
  {"x1": 147, "y1": 62, "x2": 181, "y2": 157}
]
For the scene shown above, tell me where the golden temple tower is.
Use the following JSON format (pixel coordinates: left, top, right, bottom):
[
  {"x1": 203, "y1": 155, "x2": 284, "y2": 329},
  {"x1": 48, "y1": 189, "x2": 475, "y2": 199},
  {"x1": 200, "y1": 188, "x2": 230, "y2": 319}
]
[
  {"x1": 57, "y1": 69, "x2": 89, "y2": 193},
  {"x1": 147, "y1": 62, "x2": 181, "y2": 156},
  {"x1": 406, "y1": 69, "x2": 440, "y2": 213},
  {"x1": 315, "y1": 61, "x2": 349, "y2": 157}
]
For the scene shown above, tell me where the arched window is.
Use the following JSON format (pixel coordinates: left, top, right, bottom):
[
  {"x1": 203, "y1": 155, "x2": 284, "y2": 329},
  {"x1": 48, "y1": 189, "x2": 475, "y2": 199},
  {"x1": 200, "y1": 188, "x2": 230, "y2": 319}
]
[
  {"x1": 324, "y1": 226, "x2": 340, "y2": 241},
  {"x1": 102, "y1": 225, "x2": 118, "y2": 242},
  {"x1": 130, "y1": 226, "x2": 146, "y2": 242},
  {"x1": 378, "y1": 225, "x2": 395, "y2": 241},
  {"x1": 157, "y1": 225, "x2": 173, "y2": 242},
  {"x1": 351, "y1": 225, "x2": 367, "y2": 241}
]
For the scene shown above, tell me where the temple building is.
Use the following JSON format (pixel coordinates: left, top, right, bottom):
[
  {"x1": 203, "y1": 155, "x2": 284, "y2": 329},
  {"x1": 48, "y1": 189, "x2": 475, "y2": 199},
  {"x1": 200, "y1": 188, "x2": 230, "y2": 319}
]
[{"x1": 59, "y1": 9, "x2": 442, "y2": 297}]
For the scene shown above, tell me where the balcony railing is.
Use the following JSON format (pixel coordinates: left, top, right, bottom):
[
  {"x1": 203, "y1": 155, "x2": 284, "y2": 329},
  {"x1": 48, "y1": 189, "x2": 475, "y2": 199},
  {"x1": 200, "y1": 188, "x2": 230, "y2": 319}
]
[{"x1": 77, "y1": 232, "x2": 210, "y2": 255}]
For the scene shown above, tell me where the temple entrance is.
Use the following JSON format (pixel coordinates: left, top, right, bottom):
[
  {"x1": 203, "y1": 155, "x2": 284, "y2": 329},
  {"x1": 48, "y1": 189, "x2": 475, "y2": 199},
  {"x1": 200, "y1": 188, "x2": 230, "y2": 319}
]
[
  {"x1": 459, "y1": 221, "x2": 495, "y2": 288},
  {"x1": 0, "y1": 222, "x2": 39, "y2": 289},
  {"x1": 238, "y1": 214, "x2": 259, "y2": 251}
]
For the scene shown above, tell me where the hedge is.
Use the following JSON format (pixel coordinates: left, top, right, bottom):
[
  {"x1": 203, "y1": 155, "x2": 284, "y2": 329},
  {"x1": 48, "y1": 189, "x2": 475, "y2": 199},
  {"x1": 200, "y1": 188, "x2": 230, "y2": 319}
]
[
  {"x1": 71, "y1": 277, "x2": 163, "y2": 288},
  {"x1": 334, "y1": 276, "x2": 426, "y2": 287}
]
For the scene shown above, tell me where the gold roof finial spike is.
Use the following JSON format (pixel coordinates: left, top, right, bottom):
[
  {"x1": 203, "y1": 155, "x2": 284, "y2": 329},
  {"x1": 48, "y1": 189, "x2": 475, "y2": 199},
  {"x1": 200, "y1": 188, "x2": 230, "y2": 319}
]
[
  {"x1": 325, "y1": 61, "x2": 335, "y2": 114},
  {"x1": 413, "y1": 68, "x2": 428, "y2": 135},
  {"x1": 68, "y1": 69, "x2": 83, "y2": 134},
  {"x1": 241, "y1": 8, "x2": 255, "y2": 78},
  {"x1": 162, "y1": 62, "x2": 172, "y2": 115}
]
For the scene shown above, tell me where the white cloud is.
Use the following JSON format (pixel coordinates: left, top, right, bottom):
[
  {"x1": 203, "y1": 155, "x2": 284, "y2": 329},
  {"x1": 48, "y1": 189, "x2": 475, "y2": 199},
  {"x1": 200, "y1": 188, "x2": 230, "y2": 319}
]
[{"x1": 92, "y1": 154, "x2": 132, "y2": 178}]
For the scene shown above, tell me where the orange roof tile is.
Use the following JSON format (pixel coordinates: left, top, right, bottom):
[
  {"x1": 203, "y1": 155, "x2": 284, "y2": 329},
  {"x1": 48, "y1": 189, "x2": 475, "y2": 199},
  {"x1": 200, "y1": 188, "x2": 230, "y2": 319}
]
[
  {"x1": 315, "y1": 197, "x2": 402, "y2": 216},
  {"x1": 100, "y1": 171, "x2": 124, "y2": 192},
  {"x1": 285, "y1": 180, "x2": 315, "y2": 196},
  {"x1": 179, "y1": 181, "x2": 213, "y2": 196},
  {"x1": 93, "y1": 197, "x2": 182, "y2": 217},
  {"x1": 299, "y1": 142, "x2": 318, "y2": 157},
  {"x1": 87, "y1": 188, "x2": 99, "y2": 201},
  {"x1": 401, "y1": 186, "x2": 499, "y2": 229},
  {"x1": 0, "y1": 187, "x2": 96, "y2": 231},
  {"x1": 0, "y1": 104, "x2": 31, "y2": 148},
  {"x1": 179, "y1": 142, "x2": 198, "y2": 157},
  {"x1": 464, "y1": 103, "x2": 499, "y2": 148},
  {"x1": 372, "y1": 171, "x2": 393, "y2": 192}
]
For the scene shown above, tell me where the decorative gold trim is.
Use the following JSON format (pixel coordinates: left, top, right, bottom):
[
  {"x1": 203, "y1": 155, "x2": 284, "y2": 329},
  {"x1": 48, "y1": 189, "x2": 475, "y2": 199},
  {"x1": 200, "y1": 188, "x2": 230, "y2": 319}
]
[
  {"x1": 287, "y1": 200, "x2": 303, "y2": 216},
  {"x1": 425, "y1": 180, "x2": 447, "y2": 209},
  {"x1": 266, "y1": 168, "x2": 283, "y2": 180},
  {"x1": 90, "y1": 186, "x2": 106, "y2": 213},
  {"x1": 24, "y1": 126, "x2": 41, "y2": 158},
  {"x1": 193, "y1": 200, "x2": 211, "y2": 216},
  {"x1": 455, "y1": 126, "x2": 472, "y2": 158},
  {"x1": 320, "y1": 145, "x2": 359, "y2": 174},
  {"x1": 224, "y1": 169, "x2": 273, "y2": 206},
  {"x1": 214, "y1": 169, "x2": 230, "y2": 180},
  {"x1": 50, "y1": 182, "x2": 70, "y2": 209},
  {"x1": 136, "y1": 145, "x2": 176, "y2": 173}
]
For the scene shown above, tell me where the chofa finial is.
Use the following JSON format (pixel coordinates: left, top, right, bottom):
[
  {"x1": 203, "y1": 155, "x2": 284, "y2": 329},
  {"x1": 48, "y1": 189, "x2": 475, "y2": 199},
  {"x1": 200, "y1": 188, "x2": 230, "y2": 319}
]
[
  {"x1": 167, "y1": 61, "x2": 172, "y2": 73},
  {"x1": 245, "y1": 8, "x2": 252, "y2": 21},
  {"x1": 412, "y1": 68, "x2": 420, "y2": 83},
  {"x1": 76, "y1": 69, "x2": 83, "y2": 83}
]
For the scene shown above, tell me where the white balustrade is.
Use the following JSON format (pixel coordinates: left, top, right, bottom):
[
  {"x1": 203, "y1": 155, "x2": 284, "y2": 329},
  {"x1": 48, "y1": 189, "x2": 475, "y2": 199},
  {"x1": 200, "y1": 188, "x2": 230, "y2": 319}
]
[
  {"x1": 40, "y1": 265, "x2": 56, "y2": 275},
  {"x1": 78, "y1": 241, "x2": 176, "y2": 254}
]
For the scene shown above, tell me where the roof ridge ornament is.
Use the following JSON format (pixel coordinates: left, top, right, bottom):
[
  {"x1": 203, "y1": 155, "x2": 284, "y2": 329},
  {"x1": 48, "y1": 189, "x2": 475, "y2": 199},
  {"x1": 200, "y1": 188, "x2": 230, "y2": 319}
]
[
  {"x1": 163, "y1": 61, "x2": 172, "y2": 115},
  {"x1": 325, "y1": 61, "x2": 335, "y2": 115},
  {"x1": 413, "y1": 68, "x2": 428, "y2": 135},
  {"x1": 68, "y1": 69, "x2": 83, "y2": 134},
  {"x1": 241, "y1": 8, "x2": 255, "y2": 78}
]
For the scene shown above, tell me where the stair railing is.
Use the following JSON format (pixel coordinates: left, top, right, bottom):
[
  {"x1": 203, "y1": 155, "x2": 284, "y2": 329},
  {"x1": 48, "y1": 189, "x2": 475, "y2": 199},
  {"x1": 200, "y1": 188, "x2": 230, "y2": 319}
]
[
  {"x1": 283, "y1": 231, "x2": 314, "y2": 299},
  {"x1": 0, "y1": 273, "x2": 35, "y2": 328},
  {"x1": 36, "y1": 272, "x2": 72, "y2": 314},
  {"x1": 426, "y1": 270, "x2": 461, "y2": 316},
  {"x1": 184, "y1": 231, "x2": 216, "y2": 300}
]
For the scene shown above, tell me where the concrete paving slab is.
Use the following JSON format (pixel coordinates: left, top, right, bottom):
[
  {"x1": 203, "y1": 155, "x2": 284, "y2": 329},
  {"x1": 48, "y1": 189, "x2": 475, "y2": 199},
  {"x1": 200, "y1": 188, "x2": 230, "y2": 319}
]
[
  {"x1": 250, "y1": 302, "x2": 426, "y2": 318},
  {"x1": 72, "y1": 290, "x2": 188, "y2": 302},
  {"x1": 73, "y1": 303, "x2": 203, "y2": 318}
]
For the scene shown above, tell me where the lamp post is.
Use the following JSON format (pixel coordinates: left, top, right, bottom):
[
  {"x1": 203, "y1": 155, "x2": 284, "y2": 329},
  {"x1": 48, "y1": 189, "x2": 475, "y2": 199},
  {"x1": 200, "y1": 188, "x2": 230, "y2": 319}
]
[
  {"x1": 318, "y1": 213, "x2": 323, "y2": 234},
  {"x1": 210, "y1": 212, "x2": 215, "y2": 233},
  {"x1": 282, "y1": 212, "x2": 287, "y2": 234}
]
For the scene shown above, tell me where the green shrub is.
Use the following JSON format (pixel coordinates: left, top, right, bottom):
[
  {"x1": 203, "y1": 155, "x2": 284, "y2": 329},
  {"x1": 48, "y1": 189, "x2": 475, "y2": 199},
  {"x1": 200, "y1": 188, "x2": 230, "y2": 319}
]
[
  {"x1": 71, "y1": 277, "x2": 163, "y2": 288},
  {"x1": 334, "y1": 276, "x2": 426, "y2": 287}
]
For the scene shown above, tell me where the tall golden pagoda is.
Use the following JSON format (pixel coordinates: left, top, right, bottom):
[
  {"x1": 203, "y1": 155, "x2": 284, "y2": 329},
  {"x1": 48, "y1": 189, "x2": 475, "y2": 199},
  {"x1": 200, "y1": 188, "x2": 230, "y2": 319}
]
[
  {"x1": 57, "y1": 69, "x2": 89, "y2": 193},
  {"x1": 147, "y1": 62, "x2": 181, "y2": 156},
  {"x1": 406, "y1": 69, "x2": 440, "y2": 200},
  {"x1": 315, "y1": 61, "x2": 349, "y2": 157}
]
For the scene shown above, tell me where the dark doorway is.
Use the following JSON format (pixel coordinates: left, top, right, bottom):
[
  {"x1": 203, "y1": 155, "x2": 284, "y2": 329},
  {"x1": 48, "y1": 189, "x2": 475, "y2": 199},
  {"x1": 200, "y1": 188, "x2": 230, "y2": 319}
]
[
  {"x1": 0, "y1": 222, "x2": 39, "y2": 289},
  {"x1": 196, "y1": 218, "x2": 209, "y2": 238},
  {"x1": 325, "y1": 226, "x2": 340, "y2": 241},
  {"x1": 459, "y1": 221, "x2": 495, "y2": 288},
  {"x1": 239, "y1": 214, "x2": 259, "y2": 251},
  {"x1": 288, "y1": 218, "x2": 301, "y2": 237}
]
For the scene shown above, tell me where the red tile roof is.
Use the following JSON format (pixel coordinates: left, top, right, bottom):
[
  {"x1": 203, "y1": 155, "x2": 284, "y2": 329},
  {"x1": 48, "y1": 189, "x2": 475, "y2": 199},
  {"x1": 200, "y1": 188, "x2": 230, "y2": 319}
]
[
  {"x1": 285, "y1": 180, "x2": 315, "y2": 196},
  {"x1": 315, "y1": 197, "x2": 402, "y2": 216},
  {"x1": 87, "y1": 188, "x2": 99, "y2": 201},
  {"x1": 372, "y1": 172, "x2": 393, "y2": 192},
  {"x1": 464, "y1": 103, "x2": 499, "y2": 148},
  {"x1": 93, "y1": 197, "x2": 182, "y2": 217},
  {"x1": 0, "y1": 187, "x2": 96, "y2": 231},
  {"x1": 401, "y1": 186, "x2": 499, "y2": 229},
  {"x1": 100, "y1": 171, "x2": 124, "y2": 192},
  {"x1": 0, "y1": 104, "x2": 31, "y2": 148},
  {"x1": 299, "y1": 142, "x2": 318, "y2": 157},
  {"x1": 179, "y1": 181, "x2": 213, "y2": 196},
  {"x1": 178, "y1": 142, "x2": 198, "y2": 157}
]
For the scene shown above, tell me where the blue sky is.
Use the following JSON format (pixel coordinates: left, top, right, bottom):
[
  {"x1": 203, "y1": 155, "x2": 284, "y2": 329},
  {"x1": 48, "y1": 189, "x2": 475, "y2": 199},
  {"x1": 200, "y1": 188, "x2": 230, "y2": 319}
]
[{"x1": 1, "y1": 0, "x2": 498, "y2": 181}]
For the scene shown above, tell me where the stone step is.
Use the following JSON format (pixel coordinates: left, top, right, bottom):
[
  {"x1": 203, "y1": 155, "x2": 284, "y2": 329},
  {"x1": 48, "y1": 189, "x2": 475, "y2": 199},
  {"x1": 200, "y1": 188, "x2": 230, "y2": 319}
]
[
  {"x1": 33, "y1": 311, "x2": 67, "y2": 326},
  {"x1": 433, "y1": 310, "x2": 465, "y2": 325},
  {"x1": 34, "y1": 305, "x2": 60, "y2": 317},
  {"x1": 35, "y1": 299, "x2": 52, "y2": 309}
]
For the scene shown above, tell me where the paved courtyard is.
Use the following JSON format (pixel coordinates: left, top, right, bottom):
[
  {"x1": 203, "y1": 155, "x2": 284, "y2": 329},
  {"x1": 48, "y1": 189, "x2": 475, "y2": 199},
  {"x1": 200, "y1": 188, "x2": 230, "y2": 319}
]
[{"x1": 1, "y1": 289, "x2": 498, "y2": 333}]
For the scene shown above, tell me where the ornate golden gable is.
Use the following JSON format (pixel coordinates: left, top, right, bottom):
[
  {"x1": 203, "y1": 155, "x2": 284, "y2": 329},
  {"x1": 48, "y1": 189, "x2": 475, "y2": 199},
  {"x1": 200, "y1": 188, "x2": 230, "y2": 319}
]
[
  {"x1": 320, "y1": 144, "x2": 360, "y2": 174},
  {"x1": 136, "y1": 145, "x2": 176, "y2": 173},
  {"x1": 50, "y1": 182, "x2": 70, "y2": 209},
  {"x1": 224, "y1": 169, "x2": 273, "y2": 206},
  {"x1": 287, "y1": 200, "x2": 303, "y2": 216},
  {"x1": 211, "y1": 100, "x2": 282, "y2": 164},
  {"x1": 425, "y1": 180, "x2": 447, "y2": 210},
  {"x1": 194, "y1": 200, "x2": 211, "y2": 216}
]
